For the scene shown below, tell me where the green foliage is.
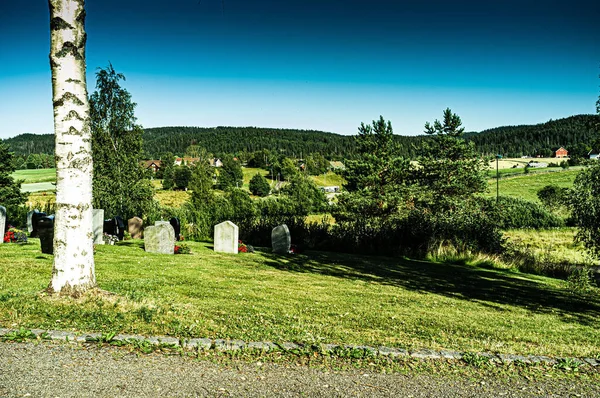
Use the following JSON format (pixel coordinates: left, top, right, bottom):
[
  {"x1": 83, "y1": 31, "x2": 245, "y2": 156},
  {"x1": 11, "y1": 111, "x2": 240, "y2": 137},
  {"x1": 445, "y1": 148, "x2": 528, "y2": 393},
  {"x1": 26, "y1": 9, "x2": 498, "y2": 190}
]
[
  {"x1": 495, "y1": 196, "x2": 564, "y2": 229},
  {"x1": 417, "y1": 108, "x2": 488, "y2": 209},
  {"x1": 337, "y1": 116, "x2": 411, "y2": 224},
  {"x1": 537, "y1": 185, "x2": 569, "y2": 210},
  {"x1": 570, "y1": 163, "x2": 600, "y2": 258},
  {"x1": 566, "y1": 267, "x2": 596, "y2": 293},
  {"x1": 173, "y1": 166, "x2": 192, "y2": 190},
  {"x1": 0, "y1": 143, "x2": 27, "y2": 225},
  {"x1": 90, "y1": 64, "x2": 154, "y2": 219},
  {"x1": 189, "y1": 155, "x2": 215, "y2": 209},
  {"x1": 304, "y1": 152, "x2": 329, "y2": 175},
  {"x1": 160, "y1": 152, "x2": 176, "y2": 188},
  {"x1": 248, "y1": 173, "x2": 271, "y2": 196},
  {"x1": 281, "y1": 175, "x2": 328, "y2": 215},
  {"x1": 218, "y1": 156, "x2": 243, "y2": 189}
]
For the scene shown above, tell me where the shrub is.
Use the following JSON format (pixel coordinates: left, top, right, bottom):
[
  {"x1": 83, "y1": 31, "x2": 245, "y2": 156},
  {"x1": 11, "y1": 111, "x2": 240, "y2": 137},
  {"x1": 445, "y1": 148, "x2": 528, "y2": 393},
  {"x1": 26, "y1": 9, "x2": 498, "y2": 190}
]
[
  {"x1": 495, "y1": 196, "x2": 564, "y2": 229},
  {"x1": 249, "y1": 173, "x2": 271, "y2": 197}
]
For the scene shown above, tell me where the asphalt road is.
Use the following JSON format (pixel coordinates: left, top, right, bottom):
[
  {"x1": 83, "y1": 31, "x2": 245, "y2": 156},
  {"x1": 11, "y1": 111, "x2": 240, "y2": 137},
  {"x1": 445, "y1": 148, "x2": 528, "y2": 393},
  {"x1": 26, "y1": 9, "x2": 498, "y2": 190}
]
[
  {"x1": 0, "y1": 341, "x2": 598, "y2": 397},
  {"x1": 20, "y1": 182, "x2": 55, "y2": 193}
]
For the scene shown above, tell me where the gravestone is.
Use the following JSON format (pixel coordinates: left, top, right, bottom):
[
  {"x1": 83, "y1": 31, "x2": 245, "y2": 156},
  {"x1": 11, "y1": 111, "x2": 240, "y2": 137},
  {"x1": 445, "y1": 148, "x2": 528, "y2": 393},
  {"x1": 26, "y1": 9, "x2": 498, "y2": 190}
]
[
  {"x1": 31, "y1": 211, "x2": 47, "y2": 238},
  {"x1": 92, "y1": 209, "x2": 105, "y2": 245},
  {"x1": 38, "y1": 215, "x2": 55, "y2": 254},
  {"x1": 104, "y1": 216, "x2": 125, "y2": 241},
  {"x1": 114, "y1": 216, "x2": 125, "y2": 241},
  {"x1": 169, "y1": 217, "x2": 181, "y2": 241},
  {"x1": 271, "y1": 224, "x2": 291, "y2": 254},
  {"x1": 214, "y1": 221, "x2": 239, "y2": 254},
  {"x1": 128, "y1": 216, "x2": 143, "y2": 239},
  {"x1": 144, "y1": 223, "x2": 175, "y2": 254},
  {"x1": 0, "y1": 206, "x2": 6, "y2": 243},
  {"x1": 27, "y1": 209, "x2": 40, "y2": 234}
]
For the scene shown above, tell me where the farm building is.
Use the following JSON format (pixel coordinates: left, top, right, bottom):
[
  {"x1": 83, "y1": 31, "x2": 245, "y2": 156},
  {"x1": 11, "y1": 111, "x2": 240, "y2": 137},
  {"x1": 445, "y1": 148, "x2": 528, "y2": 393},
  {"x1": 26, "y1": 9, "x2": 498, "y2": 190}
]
[{"x1": 554, "y1": 147, "x2": 568, "y2": 158}]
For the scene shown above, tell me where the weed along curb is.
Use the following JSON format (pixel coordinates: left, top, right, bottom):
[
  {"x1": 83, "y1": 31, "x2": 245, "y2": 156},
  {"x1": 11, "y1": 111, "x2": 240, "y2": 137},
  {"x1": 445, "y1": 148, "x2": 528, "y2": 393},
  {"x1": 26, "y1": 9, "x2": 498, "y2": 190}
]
[{"x1": 1, "y1": 327, "x2": 598, "y2": 370}]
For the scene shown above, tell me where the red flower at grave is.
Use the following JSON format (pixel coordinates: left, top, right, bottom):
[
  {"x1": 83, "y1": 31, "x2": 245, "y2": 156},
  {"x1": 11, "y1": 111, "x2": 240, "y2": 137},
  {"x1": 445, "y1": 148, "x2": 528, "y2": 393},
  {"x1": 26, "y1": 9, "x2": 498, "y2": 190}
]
[{"x1": 238, "y1": 240, "x2": 248, "y2": 253}]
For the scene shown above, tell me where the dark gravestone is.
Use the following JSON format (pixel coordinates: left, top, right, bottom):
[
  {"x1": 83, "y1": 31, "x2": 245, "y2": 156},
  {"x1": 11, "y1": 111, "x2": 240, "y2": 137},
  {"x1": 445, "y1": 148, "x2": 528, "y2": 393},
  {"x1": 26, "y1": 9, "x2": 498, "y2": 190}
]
[
  {"x1": 30, "y1": 212, "x2": 47, "y2": 238},
  {"x1": 169, "y1": 217, "x2": 181, "y2": 241},
  {"x1": 114, "y1": 216, "x2": 125, "y2": 241},
  {"x1": 103, "y1": 216, "x2": 125, "y2": 241},
  {"x1": 271, "y1": 224, "x2": 291, "y2": 254},
  {"x1": 38, "y1": 215, "x2": 55, "y2": 255},
  {"x1": 103, "y1": 218, "x2": 115, "y2": 236}
]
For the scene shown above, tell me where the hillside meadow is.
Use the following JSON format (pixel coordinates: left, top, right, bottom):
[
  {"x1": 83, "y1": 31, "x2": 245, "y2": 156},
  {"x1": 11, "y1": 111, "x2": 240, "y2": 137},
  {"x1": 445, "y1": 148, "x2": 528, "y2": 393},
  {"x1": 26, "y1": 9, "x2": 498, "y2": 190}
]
[{"x1": 1, "y1": 240, "x2": 599, "y2": 358}]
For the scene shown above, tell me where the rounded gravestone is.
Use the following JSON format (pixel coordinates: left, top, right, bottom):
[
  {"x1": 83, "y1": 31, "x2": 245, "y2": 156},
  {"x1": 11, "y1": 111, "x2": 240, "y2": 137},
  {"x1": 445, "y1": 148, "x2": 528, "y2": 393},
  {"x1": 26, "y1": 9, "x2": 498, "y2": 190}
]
[{"x1": 271, "y1": 224, "x2": 291, "y2": 254}]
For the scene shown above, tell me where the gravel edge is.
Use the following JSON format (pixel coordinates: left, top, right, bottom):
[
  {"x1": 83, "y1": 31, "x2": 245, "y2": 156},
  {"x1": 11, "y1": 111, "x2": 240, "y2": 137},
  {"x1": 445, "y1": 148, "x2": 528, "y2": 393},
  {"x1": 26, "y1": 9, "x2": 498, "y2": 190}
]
[{"x1": 0, "y1": 327, "x2": 597, "y2": 368}]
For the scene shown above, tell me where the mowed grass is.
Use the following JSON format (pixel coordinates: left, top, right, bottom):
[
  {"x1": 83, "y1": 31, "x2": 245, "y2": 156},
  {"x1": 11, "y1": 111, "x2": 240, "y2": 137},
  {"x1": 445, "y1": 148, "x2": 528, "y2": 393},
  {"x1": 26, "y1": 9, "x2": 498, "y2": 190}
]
[
  {"x1": 485, "y1": 169, "x2": 579, "y2": 203},
  {"x1": 310, "y1": 171, "x2": 345, "y2": 188},
  {"x1": 11, "y1": 168, "x2": 56, "y2": 184},
  {"x1": 1, "y1": 240, "x2": 599, "y2": 358}
]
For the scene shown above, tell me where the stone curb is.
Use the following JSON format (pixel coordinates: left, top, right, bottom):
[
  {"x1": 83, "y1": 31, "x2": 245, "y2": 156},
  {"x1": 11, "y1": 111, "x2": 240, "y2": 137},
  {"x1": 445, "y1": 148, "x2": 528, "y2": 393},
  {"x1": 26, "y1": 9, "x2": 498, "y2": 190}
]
[{"x1": 0, "y1": 328, "x2": 597, "y2": 368}]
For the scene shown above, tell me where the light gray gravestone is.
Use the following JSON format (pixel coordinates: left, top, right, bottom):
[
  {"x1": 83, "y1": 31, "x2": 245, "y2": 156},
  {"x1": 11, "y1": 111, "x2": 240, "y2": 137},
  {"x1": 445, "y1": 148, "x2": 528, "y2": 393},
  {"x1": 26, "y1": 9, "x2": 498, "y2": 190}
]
[
  {"x1": 128, "y1": 216, "x2": 143, "y2": 239},
  {"x1": 0, "y1": 206, "x2": 5, "y2": 244},
  {"x1": 144, "y1": 223, "x2": 175, "y2": 254},
  {"x1": 92, "y1": 209, "x2": 105, "y2": 245},
  {"x1": 271, "y1": 224, "x2": 291, "y2": 254},
  {"x1": 27, "y1": 209, "x2": 39, "y2": 234},
  {"x1": 214, "y1": 221, "x2": 239, "y2": 254}
]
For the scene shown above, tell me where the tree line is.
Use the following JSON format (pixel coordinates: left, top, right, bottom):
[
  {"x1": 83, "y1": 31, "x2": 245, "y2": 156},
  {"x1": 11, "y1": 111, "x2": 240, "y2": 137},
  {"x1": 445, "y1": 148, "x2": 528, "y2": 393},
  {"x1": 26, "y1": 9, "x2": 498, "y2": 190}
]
[{"x1": 3, "y1": 114, "x2": 599, "y2": 162}]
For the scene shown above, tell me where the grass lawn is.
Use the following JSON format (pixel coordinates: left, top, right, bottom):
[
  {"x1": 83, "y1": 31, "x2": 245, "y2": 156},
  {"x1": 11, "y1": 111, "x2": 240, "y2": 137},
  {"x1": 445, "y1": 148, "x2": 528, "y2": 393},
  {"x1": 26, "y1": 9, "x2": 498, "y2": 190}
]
[
  {"x1": 1, "y1": 240, "x2": 599, "y2": 358},
  {"x1": 11, "y1": 168, "x2": 56, "y2": 184},
  {"x1": 310, "y1": 171, "x2": 345, "y2": 188},
  {"x1": 485, "y1": 169, "x2": 580, "y2": 203}
]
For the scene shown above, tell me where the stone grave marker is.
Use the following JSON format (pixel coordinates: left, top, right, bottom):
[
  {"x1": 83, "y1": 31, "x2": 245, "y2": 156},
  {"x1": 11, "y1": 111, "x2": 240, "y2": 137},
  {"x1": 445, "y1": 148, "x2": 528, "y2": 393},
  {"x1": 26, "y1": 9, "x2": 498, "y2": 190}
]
[
  {"x1": 27, "y1": 209, "x2": 40, "y2": 234},
  {"x1": 271, "y1": 224, "x2": 291, "y2": 254},
  {"x1": 170, "y1": 217, "x2": 181, "y2": 241},
  {"x1": 0, "y1": 206, "x2": 6, "y2": 243},
  {"x1": 214, "y1": 221, "x2": 239, "y2": 254},
  {"x1": 128, "y1": 216, "x2": 143, "y2": 239},
  {"x1": 114, "y1": 216, "x2": 125, "y2": 241},
  {"x1": 30, "y1": 211, "x2": 47, "y2": 238},
  {"x1": 92, "y1": 209, "x2": 104, "y2": 244},
  {"x1": 144, "y1": 223, "x2": 175, "y2": 254}
]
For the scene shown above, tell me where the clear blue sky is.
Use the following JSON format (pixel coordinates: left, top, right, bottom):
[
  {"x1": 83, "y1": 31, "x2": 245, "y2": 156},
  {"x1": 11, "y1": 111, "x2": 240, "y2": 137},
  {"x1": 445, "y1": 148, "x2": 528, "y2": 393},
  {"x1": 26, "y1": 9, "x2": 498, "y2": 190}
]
[{"x1": 0, "y1": 0, "x2": 598, "y2": 139}]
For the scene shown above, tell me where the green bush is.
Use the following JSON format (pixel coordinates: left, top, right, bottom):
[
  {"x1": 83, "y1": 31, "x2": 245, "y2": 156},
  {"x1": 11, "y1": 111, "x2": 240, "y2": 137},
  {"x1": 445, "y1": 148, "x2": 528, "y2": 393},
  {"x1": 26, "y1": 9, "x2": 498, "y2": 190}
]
[{"x1": 495, "y1": 196, "x2": 564, "y2": 229}]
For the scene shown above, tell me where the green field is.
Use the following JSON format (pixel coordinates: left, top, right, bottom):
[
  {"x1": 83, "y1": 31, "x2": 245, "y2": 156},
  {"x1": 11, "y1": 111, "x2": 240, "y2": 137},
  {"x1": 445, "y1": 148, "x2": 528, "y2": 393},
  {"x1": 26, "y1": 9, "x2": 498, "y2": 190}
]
[
  {"x1": 11, "y1": 168, "x2": 56, "y2": 184},
  {"x1": 485, "y1": 169, "x2": 580, "y2": 203},
  {"x1": 1, "y1": 240, "x2": 599, "y2": 358}
]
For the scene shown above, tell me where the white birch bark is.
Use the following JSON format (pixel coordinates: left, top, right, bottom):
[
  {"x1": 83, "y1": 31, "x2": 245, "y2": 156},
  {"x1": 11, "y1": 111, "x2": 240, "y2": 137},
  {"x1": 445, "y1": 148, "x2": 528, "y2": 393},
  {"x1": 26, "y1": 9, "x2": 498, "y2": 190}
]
[{"x1": 48, "y1": 0, "x2": 96, "y2": 295}]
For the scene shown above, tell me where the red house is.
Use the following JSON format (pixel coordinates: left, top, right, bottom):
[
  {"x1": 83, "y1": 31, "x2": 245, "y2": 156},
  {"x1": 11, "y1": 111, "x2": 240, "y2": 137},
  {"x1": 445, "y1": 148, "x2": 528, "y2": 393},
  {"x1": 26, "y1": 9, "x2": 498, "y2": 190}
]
[{"x1": 555, "y1": 147, "x2": 568, "y2": 158}]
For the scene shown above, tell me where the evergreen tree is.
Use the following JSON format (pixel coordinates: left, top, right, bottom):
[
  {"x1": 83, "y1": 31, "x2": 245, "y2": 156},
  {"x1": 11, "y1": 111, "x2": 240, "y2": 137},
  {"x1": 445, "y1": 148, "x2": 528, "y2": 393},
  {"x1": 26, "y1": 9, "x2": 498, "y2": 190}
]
[
  {"x1": 415, "y1": 108, "x2": 487, "y2": 209},
  {"x1": 334, "y1": 116, "x2": 411, "y2": 224},
  {"x1": 174, "y1": 166, "x2": 192, "y2": 190},
  {"x1": 89, "y1": 64, "x2": 153, "y2": 219},
  {"x1": 189, "y1": 150, "x2": 215, "y2": 208},
  {"x1": 281, "y1": 175, "x2": 327, "y2": 215},
  {"x1": 218, "y1": 156, "x2": 243, "y2": 190},
  {"x1": 0, "y1": 143, "x2": 27, "y2": 224},
  {"x1": 249, "y1": 173, "x2": 271, "y2": 197},
  {"x1": 160, "y1": 152, "x2": 176, "y2": 189}
]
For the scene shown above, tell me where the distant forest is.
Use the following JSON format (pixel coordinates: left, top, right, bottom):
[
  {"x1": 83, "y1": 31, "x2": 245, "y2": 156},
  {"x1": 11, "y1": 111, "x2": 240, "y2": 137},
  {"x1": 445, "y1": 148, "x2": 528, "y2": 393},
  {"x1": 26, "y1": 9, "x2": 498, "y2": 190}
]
[{"x1": 2, "y1": 114, "x2": 598, "y2": 160}]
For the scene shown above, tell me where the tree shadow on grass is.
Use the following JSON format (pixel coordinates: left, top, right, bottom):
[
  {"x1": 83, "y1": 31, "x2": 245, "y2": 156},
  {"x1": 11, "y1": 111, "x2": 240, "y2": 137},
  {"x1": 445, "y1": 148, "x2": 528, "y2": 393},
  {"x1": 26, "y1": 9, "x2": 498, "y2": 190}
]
[{"x1": 259, "y1": 250, "x2": 600, "y2": 327}]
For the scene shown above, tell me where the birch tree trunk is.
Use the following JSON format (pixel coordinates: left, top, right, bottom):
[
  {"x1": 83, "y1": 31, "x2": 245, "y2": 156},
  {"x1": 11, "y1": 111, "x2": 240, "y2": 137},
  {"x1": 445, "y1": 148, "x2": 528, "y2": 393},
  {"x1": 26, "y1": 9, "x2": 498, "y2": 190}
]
[{"x1": 48, "y1": 0, "x2": 96, "y2": 295}]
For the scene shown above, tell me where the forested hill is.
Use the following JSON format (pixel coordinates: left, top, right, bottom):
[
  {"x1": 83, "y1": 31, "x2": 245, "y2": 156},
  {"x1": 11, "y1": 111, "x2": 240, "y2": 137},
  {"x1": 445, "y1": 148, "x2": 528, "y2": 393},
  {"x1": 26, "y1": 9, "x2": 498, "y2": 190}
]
[
  {"x1": 2, "y1": 114, "x2": 598, "y2": 159},
  {"x1": 1, "y1": 133, "x2": 54, "y2": 156},
  {"x1": 142, "y1": 126, "x2": 355, "y2": 159},
  {"x1": 464, "y1": 114, "x2": 599, "y2": 157}
]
